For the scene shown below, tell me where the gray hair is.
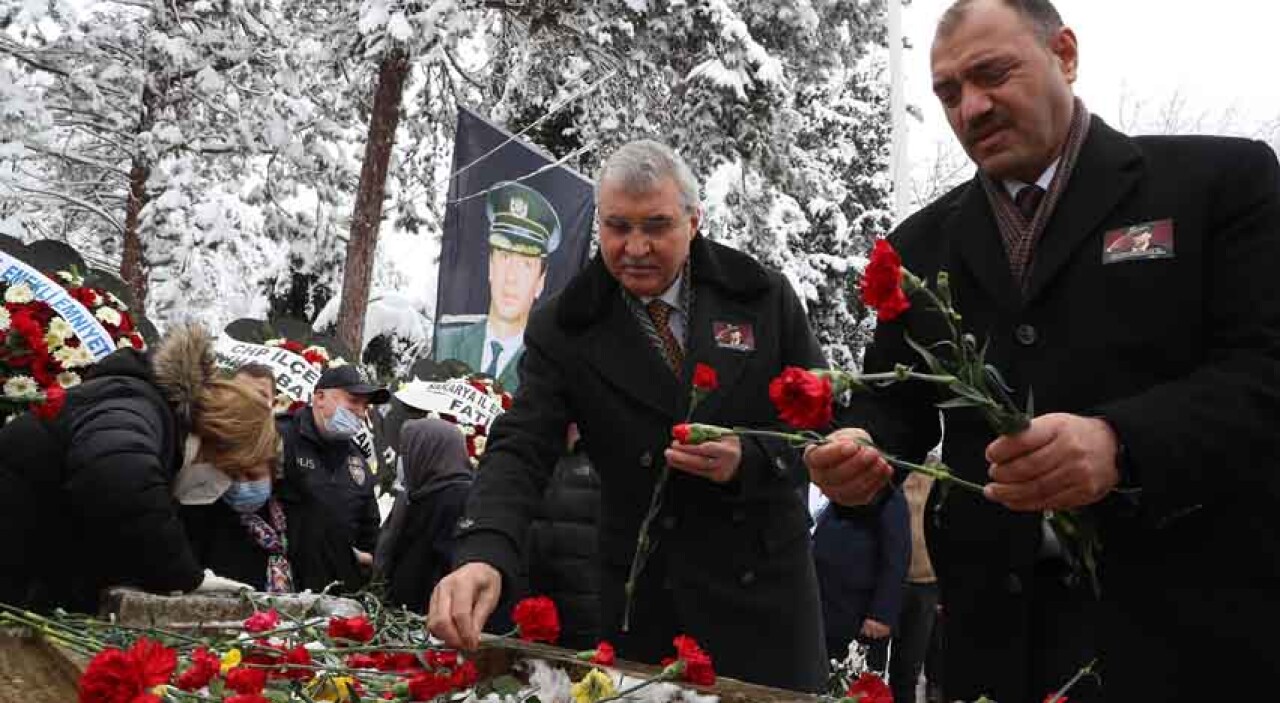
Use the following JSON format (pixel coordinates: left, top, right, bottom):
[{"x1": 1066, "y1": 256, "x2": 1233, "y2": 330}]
[
  {"x1": 938, "y1": 0, "x2": 1065, "y2": 45},
  {"x1": 597, "y1": 139, "x2": 701, "y2": 213}
]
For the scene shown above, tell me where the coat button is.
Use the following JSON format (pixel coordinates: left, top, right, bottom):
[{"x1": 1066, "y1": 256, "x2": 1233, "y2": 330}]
[
  {"x1": 773, "y1": 456, "x2": 788, "y2": 474},
  {"x1": 639, "y1": 451, "x2": 653, "y2": 468},
  {"x1": 1014, "y1": 323, "x2": 1038, "y2": 346},
  {"x1": 1005, "y1": 573, "x2": 1023, "y2": 594},
  {"x1": 740, "y1": 570, "x2": 756, "y2": 586},
  {"x1": 660, "y1": 515, "x2": 677, "y2": 530}
]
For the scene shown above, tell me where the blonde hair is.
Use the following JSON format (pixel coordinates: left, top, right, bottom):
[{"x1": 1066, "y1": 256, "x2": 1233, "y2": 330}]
[{"x1": 192, "y1": 379, "x2": 279, "y2": 478}]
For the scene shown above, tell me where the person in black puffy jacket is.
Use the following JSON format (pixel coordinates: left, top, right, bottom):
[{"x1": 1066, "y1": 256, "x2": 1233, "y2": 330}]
[
  {"x1": 526, "y1": 438, "x2": 602, "y2": 651},
  {"x1": 0, "y1": 324, "x2": 278, "y2": 612}
]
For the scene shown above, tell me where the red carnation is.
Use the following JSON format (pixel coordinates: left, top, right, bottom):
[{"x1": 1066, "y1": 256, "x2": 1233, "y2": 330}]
[
  {"x1": 378, "y1": 652, "x2": 423, "y2": 672},
  {"x1": 328, "y1": 615, "x2": 376, "y2": 644},
  {"x1": 33, "y1": 384, "x2": 66, "y2": 420},
  {"x1": 225, "y1": 667, "x2": 267, "y2": 695},
  {"x1": 243, "y1": 609, "x2": 280, "y2": 633},
  {"x1": 1044, "y1": 696, "x2": 1069, "y2": 703},
  {"x1": 79, "y1": 638, "x2": 177, "y2": 703},
  {"x1": 281, "y1": 340, "x2": 305, "y2": 354},
  {"x1": 424, "y1": 650, "x2": 458, "y2": 669},
  {"x1": 512, "y1": 596, "x2": 560, "y2": 644},
  {"x1": 591, "y1": 641, "x2": 616, "y2": 666},
  {"x1": 861, "y1": 239, "x2": 912, "y2": 322},
  {"x1": 672, "y1": 423, "x2": 693, "y2": 444},
  {"x1": 845, "y1": 672, "x2": 893, "y2": 703},
  {"x1": 175, "y1": 647, "x2": 221, "y2": 692},
  {"x1": 302, "y1": 349, "x2": 328, "y2": 367},
  {"x1": 768, "y1": 367, "x2": 834, "y2": 430},
  {"x1": 692, "y1": 363, "x2": 718, "y2": 392},
  {"x1": 279, "y1": 645, "x2": 312, "y2": 681},
  {"x1": 449, "y1": 660, "x2": 479, "y2": 689},
  {"x1": 671, "y1": 635, "x2": 715, "y2": 686},
  {"x1": 347, "y1": 653, "x2": 382, "y2": 670},
  {"x1": 407, "y1": 671, "x2": 454, "y2": 701}
]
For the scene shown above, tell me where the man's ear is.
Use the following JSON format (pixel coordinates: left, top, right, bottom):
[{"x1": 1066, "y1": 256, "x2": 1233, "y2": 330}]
[{"x1": 1051, "y1": 27, "x2": 1079, "y2": 84}]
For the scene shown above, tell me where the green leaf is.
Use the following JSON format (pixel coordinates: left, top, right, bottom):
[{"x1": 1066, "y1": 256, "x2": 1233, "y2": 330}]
[
  {"x1": 491, "y1": 675, "x2": 523, "y2": 696},
  {"x1": 905, "y1": 333, "x2": 948, "y2": 376},
  {"x1": 936, "y1": 397, "x2": 982, "y2": 410}
]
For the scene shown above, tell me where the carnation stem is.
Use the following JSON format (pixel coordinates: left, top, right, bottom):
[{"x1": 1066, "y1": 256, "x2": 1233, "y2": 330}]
[
  {"x1": 1047, "y1": 658, "x2": 1097, "y2": 703},
  {"x1": 858, "y1": 443, "x2": 987, "y2": 494},
  {"x1": 592, "y1": 667, "x2": 680, "y2": 703}
]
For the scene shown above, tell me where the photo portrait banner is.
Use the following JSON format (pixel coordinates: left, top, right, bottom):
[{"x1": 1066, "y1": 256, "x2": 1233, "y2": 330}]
[{"x1": 432, "y1": 105, "x2": 595, "y2": 393}]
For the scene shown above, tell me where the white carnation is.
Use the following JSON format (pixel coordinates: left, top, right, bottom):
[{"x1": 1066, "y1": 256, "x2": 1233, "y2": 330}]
[
  {"x1": 3, "y1": 375, "x2": 39, "y2": 399},
  {"x1": 47, "y1": 318, "x2": 75, "y2": 341},
  {"x1": 55, "y1": 345, "x2": 95, "y2": 369},
  {"x1": 4, "y1": 283, "x2": 34, "y2": 304},
  {"x1": 95, "y1": 306, "x2": 122, "y2": 326}
]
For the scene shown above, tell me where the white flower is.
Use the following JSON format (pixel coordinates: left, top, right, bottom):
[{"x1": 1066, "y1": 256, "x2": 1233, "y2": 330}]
[
  {"x1": 472, "y1": 435, "x2": 487, "y2": 456},
  {"x1": 56, "y1": 270, "x2": 84, "y2": 286},
  {"x1": 117, "y1": 336, "x2": 136, "y2": 349},
  {"x1": 105, "y1": 291, "x2": 127, "y2": 310},
  {"x1": 328, "y1": 357, "x2": 348, "y2": 368},
  {"x1": 264, "y1": 338, "x2": 284, "y2": 347},
  {"x1": 47, "y1": 318, "x2": 75, "y2": 341},
  {"x1": 4, "y1": 282, "x2": 34, "y2": 304},
  {"x1": 44, "y1": 332, "x2": 65, "y2": 350},
  {"x1": 3, "y1": 375, "x2": 39, "y2": 399},
  {"x1": 55, "y1": 345, "x2": 95, "y2": 369},
  {"x1": 95, "y1": 306, "x2": 122, "y2": 326},
  {"x1": 57, "y1": 371, "x2": 81, "y2": 389},
  {"x1": 0, "y1": 307, "x2": 9, "y2": 332}
]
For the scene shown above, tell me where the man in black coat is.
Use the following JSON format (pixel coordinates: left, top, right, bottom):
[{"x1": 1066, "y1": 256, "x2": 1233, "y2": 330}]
[
  {"x1": 279, "y1": 365, "x2": 390, "y2": 571},
  {"x1": 808, "y1": 1, "x2": 1280, "y2": 701},
  {"x1": 428, "y1": 140, "x2": 830, "y2": 691}
]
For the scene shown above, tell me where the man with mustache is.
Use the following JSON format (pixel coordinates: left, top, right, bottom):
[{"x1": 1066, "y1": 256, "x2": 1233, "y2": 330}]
[
  {"x1": 804, "y1": 0, "x2": 1280, "y2": 701},
  {"x1": 427, "y1": 140, "x2": 832, "y2": 692}
]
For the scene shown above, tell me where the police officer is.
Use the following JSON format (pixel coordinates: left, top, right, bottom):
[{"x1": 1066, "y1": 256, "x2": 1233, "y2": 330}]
[
  {"x1": 434, "y1": 181, "x2": 562, "y2": 393},
  {"x1": 279, "y1": 365, "x2": 390, "y2": 571}
]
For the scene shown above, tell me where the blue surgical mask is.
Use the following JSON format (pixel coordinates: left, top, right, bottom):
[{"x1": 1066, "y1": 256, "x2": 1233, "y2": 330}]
[
  {"x1": 323, "y1": 405, "x2": 363, "y2": 442},
  {"x1": 222, "y1": 478, "x2": 271, "y2": 513}
]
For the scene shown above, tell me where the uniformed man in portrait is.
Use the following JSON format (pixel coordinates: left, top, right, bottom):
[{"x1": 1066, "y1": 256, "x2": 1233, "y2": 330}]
[{"x1": 434, "y1": 181, "x2": 561, "y2": 393}]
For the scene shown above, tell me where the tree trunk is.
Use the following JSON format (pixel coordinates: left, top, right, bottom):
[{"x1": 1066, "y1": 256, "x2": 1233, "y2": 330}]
[
  {"x1": 335, "y1": 49, "x2": 410, "y2": 357},
  {"x1": 120, "y1": 82, "x2": 161, "y2": 308}
]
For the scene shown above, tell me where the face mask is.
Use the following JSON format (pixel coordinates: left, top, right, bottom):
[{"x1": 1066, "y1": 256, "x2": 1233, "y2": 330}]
[
  {"x1": 322, "y1": 405, "x2": 363, "y2": 442},
  {"x1": 222, "y1": 478, "x2": 271, "y2": 514}
]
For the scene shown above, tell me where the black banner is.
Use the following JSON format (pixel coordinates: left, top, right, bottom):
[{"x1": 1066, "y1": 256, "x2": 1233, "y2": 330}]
[{"x1": 432, "y1": 106, "x2": 594, "y2": 394}]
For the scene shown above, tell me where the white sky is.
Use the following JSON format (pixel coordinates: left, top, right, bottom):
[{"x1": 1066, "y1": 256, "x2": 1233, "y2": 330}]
[{"x1": 902, "y1": 0, "x2": 1280, "y2": 166}]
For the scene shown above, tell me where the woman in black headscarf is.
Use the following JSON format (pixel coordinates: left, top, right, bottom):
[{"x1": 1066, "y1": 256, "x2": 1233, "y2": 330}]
[{"x1": 374, "y1": 418, "x2": 474, "y2": 612}]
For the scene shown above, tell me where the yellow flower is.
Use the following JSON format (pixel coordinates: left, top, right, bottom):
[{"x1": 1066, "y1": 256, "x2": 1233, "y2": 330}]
[
  {"x1": 220, "y1": 648, "x2": 242, "y2": 674},
  {"x1": 571, "y1": 668, "x2": 618, "y2": 703},
  {"x1": 310, "y1": 675, "x2": 357, "y2": 702}
]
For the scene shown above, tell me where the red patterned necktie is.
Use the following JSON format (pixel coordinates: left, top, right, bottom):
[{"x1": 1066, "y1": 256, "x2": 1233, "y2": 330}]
[
  {"x1": 645, "y1": 299, "x2": 684, "y2": 372},
  {"x1": 1014, "y1": 184, "x2": 1046, "y2": 220}
]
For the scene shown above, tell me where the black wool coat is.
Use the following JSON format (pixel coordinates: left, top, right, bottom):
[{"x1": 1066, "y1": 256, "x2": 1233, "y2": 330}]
[
  {"x1": 454, "y1": 237, "x2": 829, "y2": 692},
  {"x1": 0, "y1": 349, "x2": 203, "y2": 612},
  {"x1": 849, "y1": 117, "x2": 1280, "y2": 702}
]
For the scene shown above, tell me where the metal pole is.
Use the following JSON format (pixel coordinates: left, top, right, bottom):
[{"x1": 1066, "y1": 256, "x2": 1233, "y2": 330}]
[{"x1": 889, "y1": 0, "x2": 910, "y2": 222}]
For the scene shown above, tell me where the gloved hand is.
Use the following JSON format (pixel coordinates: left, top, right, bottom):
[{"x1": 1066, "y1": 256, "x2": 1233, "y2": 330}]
[{"x1": 192, "y1": 569, "x2": 253, "y2": 593}]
